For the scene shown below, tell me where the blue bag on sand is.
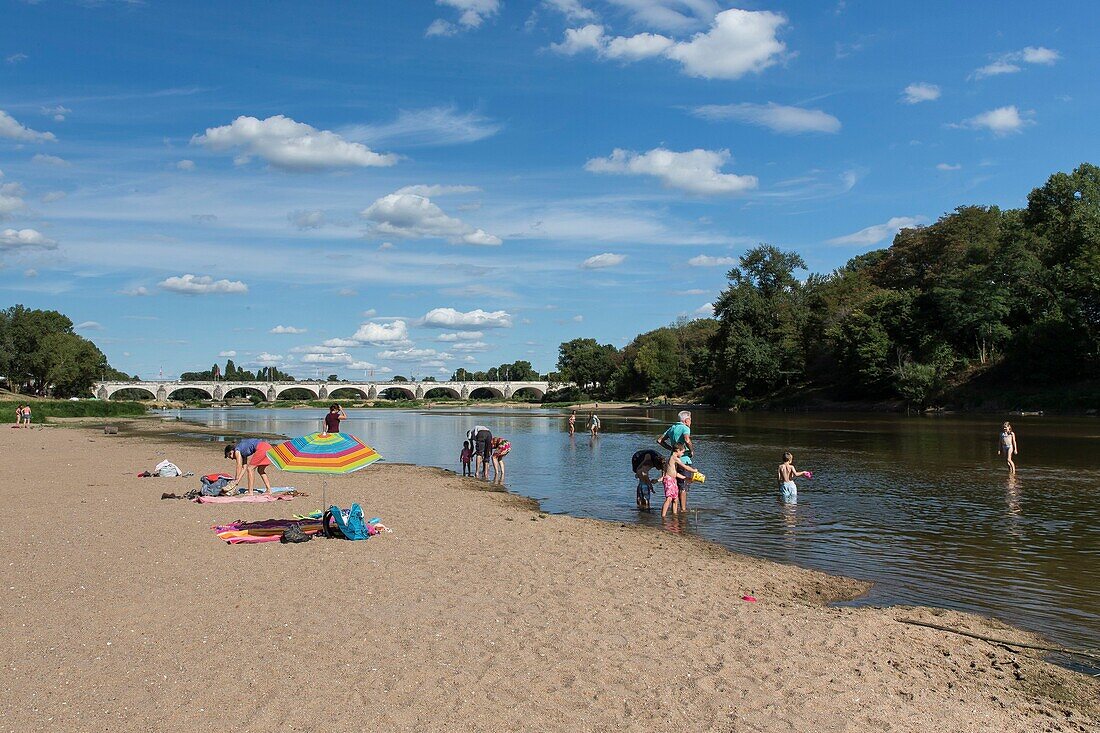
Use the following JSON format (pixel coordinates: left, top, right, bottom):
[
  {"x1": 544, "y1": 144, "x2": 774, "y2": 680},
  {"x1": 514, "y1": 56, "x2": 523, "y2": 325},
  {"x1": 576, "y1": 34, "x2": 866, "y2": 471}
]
[{"x1": 323, "y1": 503, "x2": 371, "y2": 540}]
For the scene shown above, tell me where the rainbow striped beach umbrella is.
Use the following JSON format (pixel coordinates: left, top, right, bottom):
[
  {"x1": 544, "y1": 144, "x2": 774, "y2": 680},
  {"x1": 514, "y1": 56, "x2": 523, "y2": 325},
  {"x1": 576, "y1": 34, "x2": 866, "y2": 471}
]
[{"x1": 267, "y1": 432, "x2": 381, "y2": 474}]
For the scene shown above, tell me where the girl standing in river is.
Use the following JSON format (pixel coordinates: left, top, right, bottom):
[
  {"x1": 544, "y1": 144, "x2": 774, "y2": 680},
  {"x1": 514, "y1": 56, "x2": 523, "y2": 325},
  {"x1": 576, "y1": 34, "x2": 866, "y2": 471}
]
[{"x1": 999, "y1": 422, "x2": 1018, "y2": 474}]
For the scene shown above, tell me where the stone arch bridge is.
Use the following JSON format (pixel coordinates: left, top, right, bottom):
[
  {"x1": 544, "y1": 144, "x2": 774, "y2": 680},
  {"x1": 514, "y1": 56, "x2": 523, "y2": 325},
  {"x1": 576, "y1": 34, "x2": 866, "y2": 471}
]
[{"x1": 92, "y1": 380, "x2": 555, "y2": 403}]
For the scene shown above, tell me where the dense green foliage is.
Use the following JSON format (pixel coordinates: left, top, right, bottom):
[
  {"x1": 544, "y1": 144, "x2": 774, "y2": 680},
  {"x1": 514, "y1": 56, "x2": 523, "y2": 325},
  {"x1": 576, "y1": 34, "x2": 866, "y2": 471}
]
[
  {"x1": 0, "y1": 306, "x2": 137, "y2": 397},
  {"x1": 180, "y1": 359, "x2": 294, "y2": 382},
  {"x1": 0, "y1": 399, "x2": 146, "y2": 418},
  {"x1": 450, "y1": 360, "x2": 541, "y2": 382},
  {"x1": 557, "y1": 164, "x2": 1100, "y2": 407}
]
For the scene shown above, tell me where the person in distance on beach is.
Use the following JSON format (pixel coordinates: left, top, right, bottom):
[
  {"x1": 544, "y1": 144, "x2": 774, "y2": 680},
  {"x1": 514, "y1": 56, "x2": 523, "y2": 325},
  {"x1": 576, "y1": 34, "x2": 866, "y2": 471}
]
[
  {"x1": 999, "y1": 422, "x2": 1018, "y2": 474},
  {"x1": 778, "y1": 451, "x2": 811, "y2": 504}
]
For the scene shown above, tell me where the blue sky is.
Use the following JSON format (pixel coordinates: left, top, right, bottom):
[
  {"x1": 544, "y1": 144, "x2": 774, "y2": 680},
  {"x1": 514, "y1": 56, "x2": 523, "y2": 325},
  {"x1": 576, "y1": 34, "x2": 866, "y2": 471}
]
[{"x1": 1, "y1": 0, "x2": 1094, "y2": 380}]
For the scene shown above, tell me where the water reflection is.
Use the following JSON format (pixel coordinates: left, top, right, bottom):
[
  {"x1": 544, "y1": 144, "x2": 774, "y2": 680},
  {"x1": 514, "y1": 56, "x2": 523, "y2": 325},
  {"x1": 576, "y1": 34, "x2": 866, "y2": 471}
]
[{"x1": 178, "y1": 406, "x2": 1100, "y2": 651}]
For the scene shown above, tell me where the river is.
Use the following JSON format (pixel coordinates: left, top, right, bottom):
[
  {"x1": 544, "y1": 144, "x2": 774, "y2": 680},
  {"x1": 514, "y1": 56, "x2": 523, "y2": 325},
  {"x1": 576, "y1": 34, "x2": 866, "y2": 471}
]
[{"x1": 174, "y1": 406, "x2": 1099, "y2": 655}]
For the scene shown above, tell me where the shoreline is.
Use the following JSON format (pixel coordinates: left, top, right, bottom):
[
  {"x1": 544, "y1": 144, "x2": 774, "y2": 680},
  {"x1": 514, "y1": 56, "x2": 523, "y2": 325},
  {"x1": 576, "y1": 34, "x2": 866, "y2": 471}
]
[{"x1": 4, "y1": 422, "x2": 1097, "y2": 731}]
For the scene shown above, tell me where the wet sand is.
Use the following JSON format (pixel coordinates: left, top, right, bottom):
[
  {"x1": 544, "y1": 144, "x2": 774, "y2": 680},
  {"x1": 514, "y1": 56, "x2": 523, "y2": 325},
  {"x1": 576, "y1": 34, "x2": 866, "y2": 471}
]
[{"x1": 2, "y1": 423, "x2": 1096, "y2": 732}]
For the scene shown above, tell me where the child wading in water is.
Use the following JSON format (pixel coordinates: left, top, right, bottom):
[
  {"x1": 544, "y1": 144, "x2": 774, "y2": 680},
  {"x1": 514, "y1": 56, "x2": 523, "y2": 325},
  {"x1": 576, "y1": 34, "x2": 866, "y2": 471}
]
[
  {"x1": 778, "y1": 451, "x2": 811, "y2": 504},
  {"x1": 661, "y1": 444, "x2": 696, "y2": 518},
  {"x1": 460, "y1": 440, "x2": 473, "y2": 477},
  {"x1": 999, "y1": 422, "x2": 1018, "y2": 474}
]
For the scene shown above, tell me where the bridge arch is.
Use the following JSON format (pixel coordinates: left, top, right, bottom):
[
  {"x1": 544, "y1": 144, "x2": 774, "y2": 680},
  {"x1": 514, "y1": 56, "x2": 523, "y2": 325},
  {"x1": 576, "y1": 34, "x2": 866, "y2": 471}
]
[
  {"x1": 330, "y1": 387, "x2": 368, "y2": 400},
  {"x1": 224, "y1": 387, "x2": 266, "y2": 401},
  {"x1": 168, "y1": 386, "x2": 213, "y2": 401},
  {"x1": 378, "y1": 386, "x2": 416, "y2": 400},
  {"x1": 274, "y1": 385, "x2": 319, "y2": 400},
  {"x1": 424, "y1": 386, "x2": 462, "y2": 400},
  {"x1": 469, "y1": 386, "x2": 505, "y2": 400},
  {"x1": 511, "y1": 386, "x2": 545, "y2": 400},
  {"x1": 110, "y1": 387, "x2": 157, "y2": 401}
]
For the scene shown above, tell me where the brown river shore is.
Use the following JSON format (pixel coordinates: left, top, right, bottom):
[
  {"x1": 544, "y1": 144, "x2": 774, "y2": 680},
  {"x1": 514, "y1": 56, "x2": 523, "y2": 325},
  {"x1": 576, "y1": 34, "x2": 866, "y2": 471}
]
[{"x1": 1, "y1": 422, "x2": 1096, "y2": 732}]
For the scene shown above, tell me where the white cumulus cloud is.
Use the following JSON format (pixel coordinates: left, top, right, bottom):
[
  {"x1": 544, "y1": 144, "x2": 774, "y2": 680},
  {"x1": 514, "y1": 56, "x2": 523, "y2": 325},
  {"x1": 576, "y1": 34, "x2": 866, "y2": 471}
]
[
  {"x1": 581, "y1": 252, "x2": 626, "y2": 269},
  {"x1": 688, "y1": 254, "x2": 737, "y2": 267},
  {"x1": 956, "y1": 106, "x2": 1033, "y2": 136},
  {"x1": 218, "y1": 350, "x2": 237, "y2": 358},
  {"x1": 119, "y1": 286, "x2": 150, "y2": 296},
  {"x1": 972, "y1": 46, "x2": 1060, "y2": 79},
  {"x1": 377, "y1": 347, "x2": 447, "y2": 361},
  {"x1": 288, "y1": 209, "x2": 325, "y2": 230},
  {"x1": 694, "y1": 303, "x2": 714, "y2": 317},
  {"x1": 0, "y1": 228, "x2": 57, "y2": 251},
  {"x1": 427, "y1": 0, "x2": 500, "y2": 35},
  {"x1": 301, "y1": 352, "x2": 354, "y2": 364},
  {"x1": 0, "y1": 110, "x2": 55, "y2": 142},
  {"x1": 394, "y1": 184, "x2": 480, "y2": 196},
  {"x1": 901, "y1": 82, "x2": 941, "y2": 104},
  {"x1": 158, "y1": 274, "x2": 249, "y2": 295},
  {"x1": 176, "y1": 159, "x2": 196, "y2": 171},
  {"x1": 270, "y1": 325, "x2": 306, "y2": 334},
  {"x1": 691, "y1": 102, "x2": 840, "y2": 134},
  {"x1": 552, "y1": 9, "x2": 788, "y2": 80},
  {"x1": 32, "y1": 153, "x2": 69, "y2": 166},
  {"x1": 0, "y1": 178, "x2": 27, "y2": 220},
  {"x1": 585, "y1": 147, "x2": 757, "y2": 195},
  {"x1": 543, "y1": 0, "x2": 596, "y2": 22},
  {"x1": 828, "y1": 216, "x2": 926, "y2": 246},
  {"x1": 352, "y1": 320, "x2": 410, "y2": 344},
  {"x1": 437, "y1": 331, "x2": 484, "y2": 341},
  {"x1": 75, "y1": 321, "x2": 103, "y2": 331},
  {"x1": 362, "y1": 192, "x2": 501, "y2": 245},
  {"x1": 41, "y1": 190, "x2": 66, "y2": 203},
  {"x1": 254, "y1": 352, "x2": 283, "y2": 365},
  {"x1": 421, "y1": 307, "x2": 512, "y2": 330},
  {"x1": 936, "y1": 163, "x2": 962, "y2": 171},
  {"x1": 193, "y1": 115, "x2": 398, "y2": 171}
]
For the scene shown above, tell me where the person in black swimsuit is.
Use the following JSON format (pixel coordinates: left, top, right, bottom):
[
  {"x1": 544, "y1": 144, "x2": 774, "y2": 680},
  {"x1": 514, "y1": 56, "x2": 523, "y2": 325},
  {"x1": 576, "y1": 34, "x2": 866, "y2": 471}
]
[{"x1": 631, "y1": 449, "x2": 665, "y2": 509}]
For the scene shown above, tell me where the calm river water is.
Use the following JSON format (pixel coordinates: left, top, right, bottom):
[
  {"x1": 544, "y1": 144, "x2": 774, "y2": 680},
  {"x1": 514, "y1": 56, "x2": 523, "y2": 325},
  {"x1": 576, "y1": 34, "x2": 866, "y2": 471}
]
[{"x1": 177, "y1": 406, "x2": 1099, "y2": 653}]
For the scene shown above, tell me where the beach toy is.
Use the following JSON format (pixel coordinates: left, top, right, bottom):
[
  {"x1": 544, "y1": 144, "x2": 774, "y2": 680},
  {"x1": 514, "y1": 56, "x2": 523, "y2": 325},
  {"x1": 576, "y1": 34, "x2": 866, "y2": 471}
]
[
  {"x1": 741, "y1": 595, "x2": 757, "y2": 602},
  {"x1": 804, "y1": 471, "x2": 812, "y2": 479},
  {"x1": 691, "y1": 471, "x2": 707, "y2": 484}
]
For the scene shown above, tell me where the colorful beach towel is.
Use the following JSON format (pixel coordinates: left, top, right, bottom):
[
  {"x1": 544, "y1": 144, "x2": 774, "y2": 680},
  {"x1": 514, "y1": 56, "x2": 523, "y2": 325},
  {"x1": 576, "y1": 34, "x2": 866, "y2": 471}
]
[
  {"x1": 212, "y1": 518, "x2": 323, "y2": 544},
  {"x1": 192, "y1": 494, "x2": 294, "y2": 504}
]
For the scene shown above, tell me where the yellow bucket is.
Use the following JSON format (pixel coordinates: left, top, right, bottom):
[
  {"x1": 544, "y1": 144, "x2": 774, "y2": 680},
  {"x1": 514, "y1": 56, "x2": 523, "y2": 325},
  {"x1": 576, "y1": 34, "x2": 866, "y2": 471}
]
[{"x1": 691, "y1": 471, "x2": 706, "y2": 484}]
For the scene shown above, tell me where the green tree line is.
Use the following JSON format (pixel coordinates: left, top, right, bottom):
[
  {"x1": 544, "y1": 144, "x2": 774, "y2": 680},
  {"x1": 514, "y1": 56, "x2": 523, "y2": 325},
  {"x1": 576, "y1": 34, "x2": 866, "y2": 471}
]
[
  {"x1": 180, "y1": 359, "x2": 294, "y2": 382},
  {"x1": 555, "y1": 164, "x2": 1100, "y2": 407},
  {"x1": 0, "y1": 305, "x2": 135, "y2": 397}
]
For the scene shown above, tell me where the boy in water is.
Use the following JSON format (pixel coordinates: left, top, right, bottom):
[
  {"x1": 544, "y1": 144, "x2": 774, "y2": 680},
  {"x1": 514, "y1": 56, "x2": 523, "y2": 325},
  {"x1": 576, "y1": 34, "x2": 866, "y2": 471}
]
[
  {"x1": 661, "y1": 444, "x2": 696, "y2": 518},
  {"x1": 460, "y1": 440, "x2": 473, "y2": 476},
  {"x1": 778, "y1": 451, "x2": 811, "y2": 504}
]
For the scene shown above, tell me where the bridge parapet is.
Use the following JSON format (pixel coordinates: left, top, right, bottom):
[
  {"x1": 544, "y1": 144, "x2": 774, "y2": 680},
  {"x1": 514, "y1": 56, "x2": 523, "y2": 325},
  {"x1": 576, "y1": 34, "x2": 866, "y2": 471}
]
[{"x1": 92, "y1": 379, "x2": 559, "y2": 402}]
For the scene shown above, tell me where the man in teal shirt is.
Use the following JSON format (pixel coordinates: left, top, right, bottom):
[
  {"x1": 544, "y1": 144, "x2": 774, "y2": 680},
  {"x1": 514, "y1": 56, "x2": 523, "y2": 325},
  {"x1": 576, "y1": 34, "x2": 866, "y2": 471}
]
[{"x1": 658, "y1": 410, "x2": 696, "y2": 511}]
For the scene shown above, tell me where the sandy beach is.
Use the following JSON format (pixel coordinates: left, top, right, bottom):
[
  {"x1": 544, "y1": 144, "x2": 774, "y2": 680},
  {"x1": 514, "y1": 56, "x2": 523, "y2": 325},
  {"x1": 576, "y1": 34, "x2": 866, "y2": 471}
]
[{"x1": 1, "y1": 422, "x2": 1096, "y2": 733}]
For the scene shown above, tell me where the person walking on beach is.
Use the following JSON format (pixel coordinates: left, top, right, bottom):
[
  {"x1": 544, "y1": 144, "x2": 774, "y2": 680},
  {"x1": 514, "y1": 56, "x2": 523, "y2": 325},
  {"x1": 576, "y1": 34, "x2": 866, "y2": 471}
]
[
  {"x1": 468, "y1": 424, "x2": 493, "y2": 479},
  {"x1": 631, "y1": 448, "x2": 665, "y2": 510},
  {"x1": 21, "y1": 404, "x2": 31, "y2": 428},
  {"x1": 568, "y1": 410, "x2": 576, "y2": 436},
  {"x1": 661, "y1": 444, "x2": 694, "y2": 518},
  {"x1": 999, "y1": 422, "x2": 1019, "y2": 474},
  {"x1": 224, "y1": 438, "x2": 274, "y2": 495},
  {"x1": 323, "y1": 403, "x2": 347, "y2": 434},
  {"x1": 658, "y1": 411, "x2": 695, "y2": 512},
  {"x1": 14, "y1": 404, "x2": 24, "y2": 427},
  {"x1": 778, "y1": 452, "x2": 811, "y2": 504}
]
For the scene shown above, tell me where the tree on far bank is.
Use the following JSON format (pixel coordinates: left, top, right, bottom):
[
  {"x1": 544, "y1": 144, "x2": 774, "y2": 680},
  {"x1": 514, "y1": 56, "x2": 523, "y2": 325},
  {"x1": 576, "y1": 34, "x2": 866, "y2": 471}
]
[{"x1": 556, "y1": 338, "x2": 619, "y2": 393}]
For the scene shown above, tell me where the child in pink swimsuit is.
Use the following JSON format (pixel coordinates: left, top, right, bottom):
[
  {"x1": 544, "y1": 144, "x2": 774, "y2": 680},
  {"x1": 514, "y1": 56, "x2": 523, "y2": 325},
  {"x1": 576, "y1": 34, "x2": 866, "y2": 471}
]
[{"x1": 661, "y1": 443, "x2": 695, "y2": 518}]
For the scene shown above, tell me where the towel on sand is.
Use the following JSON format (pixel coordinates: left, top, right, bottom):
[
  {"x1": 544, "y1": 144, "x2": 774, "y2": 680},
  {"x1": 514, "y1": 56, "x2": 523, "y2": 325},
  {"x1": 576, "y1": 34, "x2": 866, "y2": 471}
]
[{"x1": 192, "y1": 494, "x2": 293, "y2": 504}]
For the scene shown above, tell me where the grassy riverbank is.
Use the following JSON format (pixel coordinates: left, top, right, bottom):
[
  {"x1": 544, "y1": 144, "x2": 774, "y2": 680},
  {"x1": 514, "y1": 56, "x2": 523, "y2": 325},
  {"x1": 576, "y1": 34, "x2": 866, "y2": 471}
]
[{"x1": 0, "y1": 398, "x2": 147, "y2": 419}]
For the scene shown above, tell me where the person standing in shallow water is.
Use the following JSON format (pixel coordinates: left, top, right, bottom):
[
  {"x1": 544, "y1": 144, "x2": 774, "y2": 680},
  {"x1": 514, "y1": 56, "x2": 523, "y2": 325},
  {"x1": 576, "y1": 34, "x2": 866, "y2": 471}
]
[
  {"x1": 324, "y1": 403, "x2": 347, "y2": 434},
  {"x1": 999, "y1": 422, "x2": 1019, "y2": 474},
  {"x1": 567, "y1": 410, "x2": 576, "y2": 436}
]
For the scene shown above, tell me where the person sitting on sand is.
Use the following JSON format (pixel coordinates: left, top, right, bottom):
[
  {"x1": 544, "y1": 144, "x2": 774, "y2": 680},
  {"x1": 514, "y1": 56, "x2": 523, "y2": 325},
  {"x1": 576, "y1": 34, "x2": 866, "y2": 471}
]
[
  {"x1": 661, "y1": 444, "x2": 695, "y2": 518},
  {"x1": 224, "y1": 438, "x2": 274, "y2": 495},
  {"x1": 778, "y1": 452, "x2": 811, "y2": 504},
  {"x1": 999, "y1": 422, "x2": 1018, "y2": 474},
  {"x1": 631, "y1": 448, "x2": 665, "y2": 510},
  {"x1": 323, "y1": 403, "x2": 347, "y2": 434}
]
